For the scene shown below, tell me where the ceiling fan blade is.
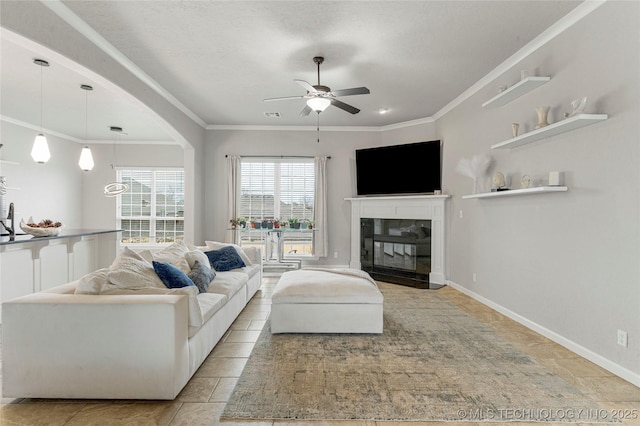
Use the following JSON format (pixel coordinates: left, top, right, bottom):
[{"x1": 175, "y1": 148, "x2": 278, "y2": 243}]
[
  {"x1": 294, "y1": 79, "x2": 319, "y2": 94},
  {"x1": 330, "y1": 98, "x2": 360, "y2": 114},
  {"x1": 264, "y1": 95, "x2": 305, "y2": 102},
  {"x1": 331, "y1": 87, "x2": 370, "y2": 97},
  {"x1": 299, "y1": 105, "x2": 312, "y2": 116}
]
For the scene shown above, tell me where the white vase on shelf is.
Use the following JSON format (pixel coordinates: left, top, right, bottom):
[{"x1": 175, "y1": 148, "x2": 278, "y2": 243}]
[{"x1": 535, "y1": 106, "x2": 550, "y2": 129}]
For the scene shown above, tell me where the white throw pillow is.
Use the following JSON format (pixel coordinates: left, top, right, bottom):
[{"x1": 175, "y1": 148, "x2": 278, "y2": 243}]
[
  {"x1": 153, "y1": 240, "x2": 189, "y2": 261},
  {"x1": 205, "y1": 241, "x2": 252, "y2": 266},
  {"x1": 99, "y1": 285, "x2": 202, "y2": 327},
  {"x1": 107, "y1": 247, "x2": 166, "y2": 289},
  {"x1": 185, "y1": 249, "x2": 210, "y2": 269},
  {"x1": 74, "y1": 268, "x2": 110, "y2": 295},
  {"x1": 151, "y1": 241, "x2": 190, "y2": 273}
]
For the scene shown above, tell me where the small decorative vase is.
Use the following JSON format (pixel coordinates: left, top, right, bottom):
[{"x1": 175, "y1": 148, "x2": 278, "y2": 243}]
[
  {"x1": 512, "y1": 123, "x2": 519, "y2": 137},
  {"x1": 535, "y1": 106, "x2": 550, "y2": 129}
]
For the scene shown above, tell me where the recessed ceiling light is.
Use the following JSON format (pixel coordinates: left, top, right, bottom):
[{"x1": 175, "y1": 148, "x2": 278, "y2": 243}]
[
  {"x1": 264, "y1": 112, "x2": 281, "y2": 118},
  {"x1": 378, "y1": 108, "x2": 389, "y2": 114}
]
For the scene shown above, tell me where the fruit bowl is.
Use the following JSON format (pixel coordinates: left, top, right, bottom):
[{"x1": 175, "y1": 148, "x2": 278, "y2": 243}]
[{"x1": 20, "y1": 217, "x2": 63, "y2": 237}]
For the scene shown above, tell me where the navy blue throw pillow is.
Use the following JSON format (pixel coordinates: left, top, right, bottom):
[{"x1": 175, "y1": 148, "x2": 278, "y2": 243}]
[
  {"x1": 152, "y1": 261, "x2": 195, "y2": 289},
  {"x1": 205, "y1": 245, "x2": 246, "y2": 272},
  {"x1": 188, "y1": 260, "x2": 216, "y2": 293}
]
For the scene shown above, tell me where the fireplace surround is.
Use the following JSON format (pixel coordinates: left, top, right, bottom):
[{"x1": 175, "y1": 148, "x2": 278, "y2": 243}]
[{"x1": 346, "y1": 195, "x2": 448, "y2": 289}]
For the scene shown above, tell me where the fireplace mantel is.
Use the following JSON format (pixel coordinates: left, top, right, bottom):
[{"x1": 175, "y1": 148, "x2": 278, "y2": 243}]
[{"x1": 345, "y1": 195, "x2": 449, "y2": 285}]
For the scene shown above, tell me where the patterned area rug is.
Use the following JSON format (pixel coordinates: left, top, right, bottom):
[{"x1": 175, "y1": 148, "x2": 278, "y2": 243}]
[{"x1": 222, "y1": 284, "x2": 614, "y2": 423}]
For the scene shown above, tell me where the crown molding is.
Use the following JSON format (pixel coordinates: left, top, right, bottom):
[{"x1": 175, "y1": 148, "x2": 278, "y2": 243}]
[
  {"x1": 41, "y1": 0, "x2": 208, "y2": 129},
  {"x1": 1, "y1": 115, "x2": 175, "y2": 145},
  {"x1": 432, "y1": 0, "x2": 606, "y2": 121}
]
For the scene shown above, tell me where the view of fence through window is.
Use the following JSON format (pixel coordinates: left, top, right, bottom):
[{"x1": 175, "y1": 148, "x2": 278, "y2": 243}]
[
  {"x1": 238, "y1": 159, "x2": 315, "y2": 256},
  {"x1": 117, "y1": 169, "x2": 185, "y2": 244}
]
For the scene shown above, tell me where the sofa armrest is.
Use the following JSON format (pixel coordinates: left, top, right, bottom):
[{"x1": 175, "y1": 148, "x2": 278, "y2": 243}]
[{"x1": 2, "y1": 292, "x2": 190, "y2": 400}]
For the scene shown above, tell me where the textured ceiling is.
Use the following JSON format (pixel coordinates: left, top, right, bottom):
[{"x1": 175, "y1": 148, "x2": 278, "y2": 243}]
[{"x1": 1, "y1": 1, "x2": 581, "y2": 142}]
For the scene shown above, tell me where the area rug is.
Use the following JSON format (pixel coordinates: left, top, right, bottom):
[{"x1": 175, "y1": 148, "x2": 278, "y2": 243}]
[{"x1": 221, "y1": 284, "x2": 615, "y2": 423}]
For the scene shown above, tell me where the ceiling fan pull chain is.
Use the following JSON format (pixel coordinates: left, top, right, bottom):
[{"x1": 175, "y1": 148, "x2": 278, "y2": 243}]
[{"x1": 317, "y1": 113, "x2": 320, "y2": 143}]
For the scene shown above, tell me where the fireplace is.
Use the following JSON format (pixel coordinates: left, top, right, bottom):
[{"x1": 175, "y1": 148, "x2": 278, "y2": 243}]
[
  {"x1": 346, "y1": 195, "x2": 448, "y2": 289},
  {"x1": 360, "y1": 218, "x2": 432, "y2": 288}
]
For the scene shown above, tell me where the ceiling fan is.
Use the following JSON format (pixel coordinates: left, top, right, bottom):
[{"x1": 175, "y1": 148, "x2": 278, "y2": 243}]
[{"x1": 264, "y1": 56, "x2": 370, "y2": 116}]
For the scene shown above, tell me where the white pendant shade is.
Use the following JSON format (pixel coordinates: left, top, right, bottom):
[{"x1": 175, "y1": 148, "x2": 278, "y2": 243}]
[
  {"x1": 79, "y1": 146, "x2": 94, "y2": 171},
  {"x1": 31, "y1": 134, "x2": 51, "y2": 164},
  {"x1": 307, "y1": 97, "x2": 331, "y2": 112}
]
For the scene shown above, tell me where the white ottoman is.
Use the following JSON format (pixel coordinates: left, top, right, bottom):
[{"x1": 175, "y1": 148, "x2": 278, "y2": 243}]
[{"x1": 270, "y1": 268, "x2": 384, "y2": 334}]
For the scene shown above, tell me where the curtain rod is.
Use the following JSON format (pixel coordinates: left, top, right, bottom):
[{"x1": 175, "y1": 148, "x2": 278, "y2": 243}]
[{"x1": 225, "y1": 155, "x2": 331, "y2": 159}]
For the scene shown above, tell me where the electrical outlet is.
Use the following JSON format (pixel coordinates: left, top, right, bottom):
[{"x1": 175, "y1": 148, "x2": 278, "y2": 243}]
[
  {"x1": 459, "y1": 210, "x2": 463, "y2": 219},
  {"x1": 333, "y1": 252, "x2": 338, "y2": 259},
  {"x1": 617, "y1": 329, "x2": 628, "y2": 348},
  {"x1": 472, "y1": 273, "x2": 477, "y2": 283}
]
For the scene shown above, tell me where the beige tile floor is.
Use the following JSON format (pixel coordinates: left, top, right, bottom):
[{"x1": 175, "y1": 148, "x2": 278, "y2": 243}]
[{"x1": 1, "y1": 278, "x2": 639, "y2": 425}]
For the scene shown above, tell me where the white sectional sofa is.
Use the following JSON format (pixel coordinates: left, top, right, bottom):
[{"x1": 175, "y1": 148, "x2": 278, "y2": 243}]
[{"x1": 2, "y1": 241, "x2": 261, "y2": 400}]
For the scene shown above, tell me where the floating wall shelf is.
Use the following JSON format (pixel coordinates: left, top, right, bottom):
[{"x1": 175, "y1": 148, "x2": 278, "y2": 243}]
[
  {"x1": 0, "y1": 160, "x2": 20, "y2": 166},
  {"x1": 462, "y1": 186, "x2": 568, "y2": 199},
  {"x1": 482, "y1": 76, "x2": 551, "y2": 108},
  {"x1": 491, "y1": 114, "x2": 608, "y2": 150}
]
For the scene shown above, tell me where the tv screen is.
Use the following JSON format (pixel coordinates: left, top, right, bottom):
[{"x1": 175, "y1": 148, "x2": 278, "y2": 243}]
[{"x1": 355, "y1": 140, "x2": 441, "y2": 196}]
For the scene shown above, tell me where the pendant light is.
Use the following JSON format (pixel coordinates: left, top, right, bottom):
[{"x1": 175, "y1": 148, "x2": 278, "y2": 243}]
[
  {"x1": 78, "y1": 84, "x2": 95, "y2": 171},
  {"x1": 31, "y1": 59, "x2": 51, "y2": 164},
  {"x1": 104, "y1": 126, "x2": 129, "y2": 196}
]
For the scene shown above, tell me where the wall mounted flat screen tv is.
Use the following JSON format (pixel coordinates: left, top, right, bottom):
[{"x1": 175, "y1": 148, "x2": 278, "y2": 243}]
[{"x1": 355, "y1": 140, "x2": 441, "y2": 196}]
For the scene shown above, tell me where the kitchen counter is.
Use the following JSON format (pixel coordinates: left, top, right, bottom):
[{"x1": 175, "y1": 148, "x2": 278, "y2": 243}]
[
  {"x1": 0, "y1": 228, "x2": 122, "y2": 246},
  {"x1": 1, "y1": 229, "x2": 122, "y2": 320}
]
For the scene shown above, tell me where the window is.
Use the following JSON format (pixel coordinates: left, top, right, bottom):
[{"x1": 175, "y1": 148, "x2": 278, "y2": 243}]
[
  {"x1": 239, "y1": 158, "x2": 315, "y2": 256},
  {"x1": 117, "y1": 169, "x2": 184, "y2": 245}
]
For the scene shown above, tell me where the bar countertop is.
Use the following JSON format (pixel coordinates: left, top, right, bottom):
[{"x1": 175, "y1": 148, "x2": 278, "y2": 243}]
[{"x1": 0, "y1": 229, "x2": 122, "y2": 246}]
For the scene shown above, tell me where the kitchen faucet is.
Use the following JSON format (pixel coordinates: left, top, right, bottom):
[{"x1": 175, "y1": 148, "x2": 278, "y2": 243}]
[{"x1": 1, "y1": 202, "x2": 15, "y2": 239}]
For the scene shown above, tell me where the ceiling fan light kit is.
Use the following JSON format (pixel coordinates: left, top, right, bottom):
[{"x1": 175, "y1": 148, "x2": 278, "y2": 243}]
[{"x1": 264, "y1": 56, "x2": 370, "y2": 117}]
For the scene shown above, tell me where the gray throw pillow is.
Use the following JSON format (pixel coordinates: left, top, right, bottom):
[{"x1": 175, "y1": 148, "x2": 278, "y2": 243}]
[{"x1": 188, "y1": 260, "x2": 216, "y2": 293}]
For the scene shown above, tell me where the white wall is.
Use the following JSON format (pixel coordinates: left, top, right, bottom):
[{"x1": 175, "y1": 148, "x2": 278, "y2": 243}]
[
  {"x1": 437, "y1": 1, "x2": 639, "y2": 383},
  {"x1": 0, "y1": 122, "x2": 83, "y2": 227},
  {"x1": 205, "y1": 124, "x2": 437, "y2": 262}
]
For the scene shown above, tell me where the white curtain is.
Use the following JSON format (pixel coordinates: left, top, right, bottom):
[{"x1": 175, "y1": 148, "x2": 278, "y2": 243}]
[
  {"x1": 313, "y1": 156, "x2": 329, "y2": 257},
  {"x1": 226, "y1": 155, "x2": 241, "y2": 244}
]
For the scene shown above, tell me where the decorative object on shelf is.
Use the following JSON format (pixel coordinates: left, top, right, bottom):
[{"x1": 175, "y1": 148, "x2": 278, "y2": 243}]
[
  {"x1": 31, "y1": 59, "x2": 51, "y2": 164},
  {"x1": 535, "y1": 106, "x2": 550, "y2": 129},
  {"x1": 520, "y1": 70, "x2": 528, "y2": 80},
  {"x1": 549, "y1": 171, "x2": 563, "y2": 186},
  {"x1": 455, "y1": 154, "x2": 492, "y2": 194},
  {"x1": 434, "y1": 189, "x2": 442, "y2": 195},
  {"x1": 78, "y1": 84, "x2": 94, "y2": 171},
  {"x1": 491, "y1": 114, "x2": 608, "y2": 149},
  {"x1": 491, "y1": 171, "x2": 507, "y2": 191},
  {"x1": 498, "y1": 85, "x2": 508, "y2": 93},
  {"x1": 0, "y1": 176, "x2": 6, "y2": 225},
  {"x1": 520, "y1": 174, "x2": 532, "y2": 188},
  {"x1": 104, "y1": 126, "x2": 129, "y2": 197},
  {"x1": 511, "y1": 123, "x2": 520, "y2": 137},
  {"x1": 564, "y1": 96, "x2": 588, "y2": 118},
  {"x1": 20, "y1": 217, "x2": 63, "y2": 237}
]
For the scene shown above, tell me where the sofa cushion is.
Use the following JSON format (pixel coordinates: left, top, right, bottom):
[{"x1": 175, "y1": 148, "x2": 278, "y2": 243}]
[
  {"x1": 230, "y1": 263, "x2": 260, "y2": 279},
  {"x1": 107, "y1": 247, "x2": 165, "y2": 289},
  {"x1": 153, "y1": 261, "x2": 196, "y2": 289},
  {"x1": 207, "y1": 271, "x2": 246, "y2": 299},
  {"x1": 198, "y1": 293, "x2": 227, "y2": 325},
  {"x1": 205, "y1": 241, "x2": 253, "y2": 266},
  {"x1": 184, "y1": 249, "x2": 210, "y2": 270},
  {"x1": 151, "y1": 241, "x2": 190, "y2": 273},
  {"x1": 188, "y1": 260, "x2": 216, "y2": 293},
  {"x1": 100, "y1": 285, "x2": 203, "y2": 327},
  {"x1": 74, "y1": 268, "x2": 110, "y2": 295},
  {"x1": 205, "y1": 246, "x2": 246, "y2": 272}
]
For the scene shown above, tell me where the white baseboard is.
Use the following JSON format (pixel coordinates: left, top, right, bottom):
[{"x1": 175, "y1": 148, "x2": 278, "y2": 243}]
[{"x1": 447, "y1": 280, "x2": 640, "y2": 388}]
